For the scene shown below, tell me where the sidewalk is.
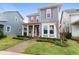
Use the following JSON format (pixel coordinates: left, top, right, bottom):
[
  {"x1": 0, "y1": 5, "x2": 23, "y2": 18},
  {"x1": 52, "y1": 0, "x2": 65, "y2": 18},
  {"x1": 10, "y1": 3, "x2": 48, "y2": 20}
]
[{"x1": 0, "y1": 51, "x2": 25, "y2": 55}]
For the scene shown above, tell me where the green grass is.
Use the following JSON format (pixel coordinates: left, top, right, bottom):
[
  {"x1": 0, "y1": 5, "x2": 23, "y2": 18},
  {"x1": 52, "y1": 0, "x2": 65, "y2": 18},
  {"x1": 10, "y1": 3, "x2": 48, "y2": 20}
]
[
  {"x1": 24, "y1": 40, "x2": 79, "y2": 55},
  {"x1": 0, "y1": 37, "x2": 23, "y2": 50}
]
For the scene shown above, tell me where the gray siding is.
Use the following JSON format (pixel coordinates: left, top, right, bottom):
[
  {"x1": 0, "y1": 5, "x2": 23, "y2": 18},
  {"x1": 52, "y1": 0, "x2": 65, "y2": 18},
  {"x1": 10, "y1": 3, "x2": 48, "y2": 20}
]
[{"x1": 0, "y1": 11, "x2": 23, "y2": 36}]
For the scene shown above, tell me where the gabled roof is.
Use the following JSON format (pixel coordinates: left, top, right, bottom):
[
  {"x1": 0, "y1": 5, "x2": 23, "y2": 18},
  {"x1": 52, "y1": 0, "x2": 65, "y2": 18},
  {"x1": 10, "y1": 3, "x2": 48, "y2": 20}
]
[
  {"x1": 3, "y1": 11, "x2": 24, "y2": 20},
  {"x1": 38, "y1": 3, "x2": 62, "y2": 10},
  {"x1": 26, "y1": 13, "x2": 39, "y2": 17},
  {"x1": 64, "y1": 9, "x2": 79, "y2": 14}
]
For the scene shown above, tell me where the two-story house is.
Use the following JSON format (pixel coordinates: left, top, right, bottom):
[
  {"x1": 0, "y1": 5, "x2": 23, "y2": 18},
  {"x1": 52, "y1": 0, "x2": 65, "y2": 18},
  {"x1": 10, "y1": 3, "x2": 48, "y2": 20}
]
[
  {"x1": 0, "y1": 11, "x2": 24, "y2": 36},
  {"x1": 22, "y1": 4, "x2": 61, "y2": 38},
  {"x1": 60, "y1": 9, "x2": 79, "y2": 37}
]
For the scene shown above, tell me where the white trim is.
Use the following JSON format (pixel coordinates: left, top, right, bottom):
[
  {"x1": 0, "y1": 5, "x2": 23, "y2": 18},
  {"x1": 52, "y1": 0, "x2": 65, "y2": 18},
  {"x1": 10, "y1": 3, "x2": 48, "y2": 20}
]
[
  {"x1": 42, "y1": 23, "x2": 57, "y2": 38},
  {"x1": 27, "y1": 25, "x2": 29, "y2": 36},
  {"x1": 32, "y1": 25, "x2": 34, "y2": 37},
  {"x1": 22, "y1": 25, "x2": 24, "y2": 36},
  {"x1": 6, "y1": 25, "x2": 11, "y2": 33}
]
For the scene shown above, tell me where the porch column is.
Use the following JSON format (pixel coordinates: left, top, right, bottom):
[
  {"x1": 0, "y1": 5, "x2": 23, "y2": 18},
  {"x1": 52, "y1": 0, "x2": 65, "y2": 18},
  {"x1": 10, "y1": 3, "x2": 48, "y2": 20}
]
[
  {"x1": 32, "y1": 25, "x2": 34, "y2": 37},
  {"x1": 27, "y1": 25, "x2": 29, "y2": 36},
  {"x1": 22, "y1": 25, "x2": 24, "y2": 36}
]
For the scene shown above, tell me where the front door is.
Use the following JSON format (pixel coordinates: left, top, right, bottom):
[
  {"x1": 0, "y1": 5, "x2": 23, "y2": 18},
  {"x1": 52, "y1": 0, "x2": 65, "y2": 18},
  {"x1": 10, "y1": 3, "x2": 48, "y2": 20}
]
[
  {"x1": 34, "y1": 25, "x2": 39, "y2": 37},
  {"x1": 37, "y1": 26, "x2": 39, "y2": 36}
]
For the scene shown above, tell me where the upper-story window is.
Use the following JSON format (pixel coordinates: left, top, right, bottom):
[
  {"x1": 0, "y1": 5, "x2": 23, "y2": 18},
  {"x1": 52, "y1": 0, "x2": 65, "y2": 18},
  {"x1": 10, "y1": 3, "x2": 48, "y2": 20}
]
[
  {"x1": 31, "y1": 17, "x2": 34, "y2": 21},
  {"x1": 15, "y1": 16, "x2": 18, "y2": 22},
  {"x1": 47, "y1": 13, "x2": 50, "y2": 17},
  {"x1": 16, "y1": 18, "x2": 18, "y2": 22},
  {"x1": 46, "y1": 9, "x2": 51, "y2": 18},
  {"x1": 36, "y1": 16, "x2": 39, "y2": 22}
]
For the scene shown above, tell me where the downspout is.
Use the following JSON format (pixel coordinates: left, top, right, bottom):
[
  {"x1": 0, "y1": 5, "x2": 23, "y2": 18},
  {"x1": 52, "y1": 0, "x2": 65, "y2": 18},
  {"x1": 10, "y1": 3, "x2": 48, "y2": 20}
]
[
  {"x1": 69, "y1": 14, "x2": 72, "y2": 36},
  {"x1": 60, "y1": 11, "x2": 64, "y2": 33}
]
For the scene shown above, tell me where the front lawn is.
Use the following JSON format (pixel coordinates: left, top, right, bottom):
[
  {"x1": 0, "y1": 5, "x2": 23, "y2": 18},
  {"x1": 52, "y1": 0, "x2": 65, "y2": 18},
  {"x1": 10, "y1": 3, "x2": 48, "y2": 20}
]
[
  {"x1": 24, "y1": 40, "x2": 79, "y2": 55},
  {"x1": 0, "y1": 37, "x2": 23, "y2": 50}
]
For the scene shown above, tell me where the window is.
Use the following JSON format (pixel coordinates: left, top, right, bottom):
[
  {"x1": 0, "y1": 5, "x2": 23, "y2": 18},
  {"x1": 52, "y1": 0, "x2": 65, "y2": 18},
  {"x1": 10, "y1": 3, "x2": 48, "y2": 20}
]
[
  {"x1": 31, "y1": 17, "x2": 34, "y2": 20},
  {"x1": 24, "y1": 28, "x2": 27, "y2": 31},
  {"x1": 6, "y1": 26, "x2": 11, "y2": 32},
  {"x1": 16, "y1": 18, "x2": 18, "y2": 22},
  {"x1": 29, "y1": 26, "x2": 32, "y2": 33},
  {"x1": 46, "y1": 9, "x2": 51, "y2": 18},
  {"x1": 47, "y1": 13, "x2": 50, "y2": 17},
  {"x1": 15, "y1": 16, "x2": 18, "y2": 22},
  {"x1": 36, "y1": 16, "x2": 39, "y2": 22},
  {"x1": 43, "y1": 25, "x2": 47, "y2": 34},
  {"x1": 50, "y1": 25, "x2": 54, "y2": 34}
]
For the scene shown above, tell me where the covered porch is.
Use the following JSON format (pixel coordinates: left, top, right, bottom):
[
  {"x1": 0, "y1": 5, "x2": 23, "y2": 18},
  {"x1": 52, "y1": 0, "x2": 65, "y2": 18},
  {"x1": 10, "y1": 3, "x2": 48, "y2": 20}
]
[{"x1": 22, "y1": 23, "x2": 40, "y2": 37}]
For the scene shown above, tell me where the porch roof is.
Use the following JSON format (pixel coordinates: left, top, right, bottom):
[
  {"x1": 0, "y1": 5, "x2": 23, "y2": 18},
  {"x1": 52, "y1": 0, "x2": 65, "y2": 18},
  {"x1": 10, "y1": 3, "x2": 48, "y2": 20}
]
[
  {"x1": 71, "y1": 19, "x2": 79, "y2": 25},
  {"x1": 23, "y1": 23, "x2": 40, "y2": 26}
]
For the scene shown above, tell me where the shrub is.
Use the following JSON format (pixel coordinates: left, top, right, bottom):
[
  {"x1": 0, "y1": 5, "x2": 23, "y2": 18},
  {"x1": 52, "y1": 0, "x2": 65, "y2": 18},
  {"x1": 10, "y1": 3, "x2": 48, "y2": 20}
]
[
  {"x1": 54, "y1": 39, "x2": 67, "y2": 47},
  {"x1": 25, "y1": 36, "x2": 33, "y2": 39},
  {"x1": 39, "y1": 37, "x2": 59, "y2": 40},
  {"x1": 37, "y1": 37, "x2": 67, "y2": 47},
  {"x1": 65, "y1": 32, "x2": 72, "y2": 39},
  {"x1": 16, "y1": 35, "x2": 33, "y2": 39},
  {"x1": 0, "y1": 31, "x2": 7, "y2": 39},
  {"x1": 13, "y1": 35, "x2": 33, "y2": 41},
  {"x1": 13, "y1": 37, "x2": 29, "y2": 41},
  {"x1": 37, "y1": 39, "x2": 54, "y2": 43}
]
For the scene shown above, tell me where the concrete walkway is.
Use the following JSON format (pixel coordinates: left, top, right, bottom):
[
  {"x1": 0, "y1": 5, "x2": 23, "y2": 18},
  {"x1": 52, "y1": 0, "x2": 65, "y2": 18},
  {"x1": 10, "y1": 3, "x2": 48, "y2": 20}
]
[
  {"x1": 0, "y1": 51, "x2": 25, "y2": 55},
  {"x1": 5, "y1": 39, "x2": 36, "y2": 53}
]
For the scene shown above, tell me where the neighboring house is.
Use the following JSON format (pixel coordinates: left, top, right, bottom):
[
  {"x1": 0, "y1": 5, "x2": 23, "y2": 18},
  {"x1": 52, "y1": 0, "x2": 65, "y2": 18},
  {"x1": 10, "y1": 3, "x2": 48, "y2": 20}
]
[
  {"x1": 60, "y1": 9, "x2": 79, "y2": 37},
  {"x1": 22, "y1": 4, "x2": 62, "y2": 38},
  {"x1": 0, "y1": 11, "x2": 24, "y2": 36}
]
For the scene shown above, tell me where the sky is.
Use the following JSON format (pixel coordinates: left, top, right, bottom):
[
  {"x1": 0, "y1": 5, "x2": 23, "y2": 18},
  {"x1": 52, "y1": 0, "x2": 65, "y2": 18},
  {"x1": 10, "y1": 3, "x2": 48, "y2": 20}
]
[{"x1": 0, "y1": 3, "x2": 79, "y2": 22}]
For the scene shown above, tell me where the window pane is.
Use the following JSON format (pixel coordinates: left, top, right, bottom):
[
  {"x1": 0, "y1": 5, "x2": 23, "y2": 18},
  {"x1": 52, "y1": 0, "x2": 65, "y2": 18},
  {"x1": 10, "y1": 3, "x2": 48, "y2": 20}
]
[
  {"x1": 29, "y1": 26, "x2": 32, "y2": 33},
  {"x1": 47, "y1": 13, "x2": 50, "y2": 17},
  {"x1": 24, "y1": 28, "x2": 27, "y2": 31},
  {"x1": 50, "y1": 30, "x2": 54, "y2": 34},
  {"x1": 44, "y1": 30, "x2": 47, "y2": 34},
  {"x1": 50, "y1": 25, "x2": 54, "y2": 34},
  {"x1": 7, "y1": 26, "x2": 10, "y2": 32},
  {"x1": 43, "y1": 25, "x2": 47, "y2": 34}
]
